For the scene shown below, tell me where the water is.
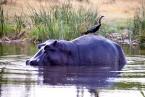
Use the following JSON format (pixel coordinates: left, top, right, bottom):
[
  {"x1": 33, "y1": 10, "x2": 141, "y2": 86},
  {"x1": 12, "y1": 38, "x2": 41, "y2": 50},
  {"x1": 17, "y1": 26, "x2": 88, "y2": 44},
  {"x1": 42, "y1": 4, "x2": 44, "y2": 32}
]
[{"x1": 0, "y1": 43, "x2": 145, "y2": 97}]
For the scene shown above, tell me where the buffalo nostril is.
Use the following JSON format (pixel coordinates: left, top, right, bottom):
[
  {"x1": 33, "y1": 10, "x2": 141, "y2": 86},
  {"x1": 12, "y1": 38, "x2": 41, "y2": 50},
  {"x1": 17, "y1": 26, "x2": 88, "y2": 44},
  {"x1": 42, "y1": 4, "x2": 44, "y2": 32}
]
[
  {"x1": 26, "y1": 60, "x2": 30, "y2": 65},
  {"x1": 29, "y1": 60, "x2": 38, "y2": 66}
]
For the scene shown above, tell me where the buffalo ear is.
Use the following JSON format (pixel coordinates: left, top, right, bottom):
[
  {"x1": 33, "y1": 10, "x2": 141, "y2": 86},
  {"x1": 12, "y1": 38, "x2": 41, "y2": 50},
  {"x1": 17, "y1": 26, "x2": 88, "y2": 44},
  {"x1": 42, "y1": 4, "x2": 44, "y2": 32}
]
[
  {"x1": 44, "y1": 40, "x2": 57, "y2": 51},
  {"x1": 52, "y1": 40, "x2": 57, "y2": 46}
]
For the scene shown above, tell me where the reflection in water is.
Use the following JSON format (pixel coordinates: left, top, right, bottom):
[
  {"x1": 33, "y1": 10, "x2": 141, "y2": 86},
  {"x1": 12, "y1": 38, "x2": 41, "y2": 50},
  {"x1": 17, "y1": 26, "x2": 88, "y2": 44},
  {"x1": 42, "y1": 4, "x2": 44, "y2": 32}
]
[
  {"x1": 37, "y1": 65, "x2": 121, "y2": 97},
  {"x1": 0, "y1": 43, "x2": 144, "y2": 56},
  {"x1": 40, "y1": 66, "x2": 119, "y2": 87},
  {"x1": 0, "y1": 68, "x2": 4, "y2": 96},
  {"x1": 0, "y1": 44, "x2": 144, "y2": 97},
  {"x1": 0, "y1": 55, "x2": 128, "y2": 97},
  {"x1": 122, "y1": 44, "x2": 145, "y2": 55},
  {"x1": 0, "y1": 43, "x2": 37, "y2": 56}
]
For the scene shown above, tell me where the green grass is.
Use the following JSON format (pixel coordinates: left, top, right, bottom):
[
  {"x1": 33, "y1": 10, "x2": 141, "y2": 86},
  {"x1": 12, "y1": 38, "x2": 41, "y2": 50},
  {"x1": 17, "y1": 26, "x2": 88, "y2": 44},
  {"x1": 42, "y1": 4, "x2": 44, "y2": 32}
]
[
  {"x1": 140, "y1": 90, "x2": 145, "y2": 97},
  {"x1": 132, "y1": 0, "x2": 145, "y2": 46},
  {"x1": 99, "y1": 20, "x2": 130, "y2": 36},
  {"x1": 29, "y1": 3, "x2": 98, "y2": 41},
  {"x1": 0, "y1": 6, "x2": 5, "y2": 37},
  {"x1": 0, "y1": 1, "x2": 131, "y2": 42},
  {"x1": 14, "y1": 15, "x2": 25, "y2": 33},
  {"x1": 0, "y1": 3, "x2": 97, "y2": 41},
  {"x1": 0, "y1": 6, "x2": 25, "y2": 39}
]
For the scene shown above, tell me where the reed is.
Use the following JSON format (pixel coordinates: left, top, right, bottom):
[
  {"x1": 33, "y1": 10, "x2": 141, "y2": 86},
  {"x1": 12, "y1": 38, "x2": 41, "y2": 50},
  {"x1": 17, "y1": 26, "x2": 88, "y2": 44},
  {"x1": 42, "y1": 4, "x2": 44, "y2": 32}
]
[
  {"x1": 0, "y1": 1, "x2": 129, "y2": 42},
  {"x1": 140, "y1": 90, "x2": 145, "y2": 97},
  {"x1": 133, "y1": 0, "x2": 145, "y2": 46},
  {"x1": 0, "y1": 6, "x2": 4, "y2": 37},
  {"x1": 0, "y1": 5, "x2": 16, "y2": 38},
  {"x1": 14, "y1": 15, "x2": 25, "y2": 33},
  {"x1": 29, "y1": 3, "x2": 98, "y2": 41}
]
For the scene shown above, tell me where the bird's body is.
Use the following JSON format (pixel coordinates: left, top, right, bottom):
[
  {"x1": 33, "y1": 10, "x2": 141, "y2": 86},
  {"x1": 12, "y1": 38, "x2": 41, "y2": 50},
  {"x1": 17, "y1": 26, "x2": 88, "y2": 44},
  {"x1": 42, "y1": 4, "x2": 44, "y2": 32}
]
[
  {"x1": 82, "y1": 23, "x2": 101, "y2": 34},
  {"x1": 82, "y1": 16, "x2": 104, "y2": 35}
]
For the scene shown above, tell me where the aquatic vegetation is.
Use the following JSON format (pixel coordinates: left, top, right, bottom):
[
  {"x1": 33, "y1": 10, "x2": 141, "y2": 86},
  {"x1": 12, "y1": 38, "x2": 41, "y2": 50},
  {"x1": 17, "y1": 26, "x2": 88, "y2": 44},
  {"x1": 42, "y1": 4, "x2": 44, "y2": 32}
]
[
  {"x1": 0, "y1": 1, "x2": 131, "y2": 42},
  {"x1": 0, "y1": 2, "x2": 98, "y2": 41},
  {"x1": 29, "y1": 3, "x2": 98, "y2": 40},
  {"x1": 14, "y1": 15, "x2": 25, "y2": 33},
  {"x1": 100, "y1": 20, "x2": 129, "y2": 36},
  {"x1": 140, "y1": 90, "x2": 145, "y2": 97},
  {"x1": 0, "y1": 6, "x2": 24, "y2": 38},
  {"x1": 132, "y1": 0, "x2": 145, "y2": 46},
  {"x1": 0, "y1": 6, "x2": 4, "y2": 37}
]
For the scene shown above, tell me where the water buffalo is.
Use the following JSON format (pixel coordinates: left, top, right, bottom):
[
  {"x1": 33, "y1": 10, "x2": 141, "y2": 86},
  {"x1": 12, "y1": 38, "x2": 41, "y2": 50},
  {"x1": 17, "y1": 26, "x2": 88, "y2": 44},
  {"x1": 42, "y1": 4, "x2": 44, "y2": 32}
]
[{"x1": 26, "y1": 35, "x2": 126, "y2": 70}]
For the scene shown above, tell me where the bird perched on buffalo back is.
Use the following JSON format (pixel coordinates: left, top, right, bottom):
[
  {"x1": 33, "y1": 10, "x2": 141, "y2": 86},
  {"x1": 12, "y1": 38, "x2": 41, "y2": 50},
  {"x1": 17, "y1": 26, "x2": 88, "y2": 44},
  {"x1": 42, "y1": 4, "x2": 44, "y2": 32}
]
[{"x1": 82, "y1": 16, "x2": 104, "y2": 35}]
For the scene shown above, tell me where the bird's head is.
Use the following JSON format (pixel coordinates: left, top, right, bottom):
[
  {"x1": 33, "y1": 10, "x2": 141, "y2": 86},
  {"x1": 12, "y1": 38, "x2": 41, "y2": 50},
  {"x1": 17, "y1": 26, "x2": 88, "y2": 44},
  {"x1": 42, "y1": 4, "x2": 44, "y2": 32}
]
[
  {"x1": 94, "y1": 16, "x2": 104, "y2": 25},
  {"x1": 98, "y1": 16, "x2": 104, "y2": 24},
  {"x1": 99, "y1": 16, "x2": 104, "y2": 20}
]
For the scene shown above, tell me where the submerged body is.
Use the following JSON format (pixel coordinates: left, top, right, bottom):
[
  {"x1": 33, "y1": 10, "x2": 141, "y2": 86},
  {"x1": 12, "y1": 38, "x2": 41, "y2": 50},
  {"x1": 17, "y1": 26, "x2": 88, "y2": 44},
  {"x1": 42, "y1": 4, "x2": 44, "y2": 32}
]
[{"x1": 26, "y1": 35, "x2": 126, "y2": 70}]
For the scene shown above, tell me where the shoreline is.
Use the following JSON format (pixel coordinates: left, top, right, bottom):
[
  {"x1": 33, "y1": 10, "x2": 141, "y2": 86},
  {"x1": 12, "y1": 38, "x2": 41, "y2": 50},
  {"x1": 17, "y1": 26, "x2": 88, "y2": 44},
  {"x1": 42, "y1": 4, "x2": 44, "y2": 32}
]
[{"x1": 0, "y1": 33, "x2": 139, "y2": 46}]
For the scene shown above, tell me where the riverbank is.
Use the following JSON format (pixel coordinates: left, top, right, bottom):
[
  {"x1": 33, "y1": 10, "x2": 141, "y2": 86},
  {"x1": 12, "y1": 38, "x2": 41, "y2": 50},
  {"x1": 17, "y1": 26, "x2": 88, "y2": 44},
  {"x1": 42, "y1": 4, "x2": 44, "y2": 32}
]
[
  {"x1": 0, "y1": 31, "x2": 139, "y2": 46},
  {"x1": 0, "y1": 0, "x2": 143, "y2": 46}
]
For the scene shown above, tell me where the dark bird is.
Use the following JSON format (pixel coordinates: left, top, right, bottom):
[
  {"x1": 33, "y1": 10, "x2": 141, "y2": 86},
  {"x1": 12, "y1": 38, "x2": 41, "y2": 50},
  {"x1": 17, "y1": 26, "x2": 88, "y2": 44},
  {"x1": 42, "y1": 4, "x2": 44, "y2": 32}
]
[{"x1": 82, "y1": 16, "x2": 104, "y2": 35}]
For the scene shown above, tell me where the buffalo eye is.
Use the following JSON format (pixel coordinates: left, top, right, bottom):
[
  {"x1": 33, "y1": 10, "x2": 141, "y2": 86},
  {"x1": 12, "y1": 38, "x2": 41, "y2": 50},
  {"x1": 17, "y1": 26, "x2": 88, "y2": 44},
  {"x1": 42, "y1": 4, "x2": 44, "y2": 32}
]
[
  {"x1": 44, "y1": 45, "x2": 55, "y2": 52},
  {"x1": 44, "y1": 45, "x2": 48, "y2": 50}
]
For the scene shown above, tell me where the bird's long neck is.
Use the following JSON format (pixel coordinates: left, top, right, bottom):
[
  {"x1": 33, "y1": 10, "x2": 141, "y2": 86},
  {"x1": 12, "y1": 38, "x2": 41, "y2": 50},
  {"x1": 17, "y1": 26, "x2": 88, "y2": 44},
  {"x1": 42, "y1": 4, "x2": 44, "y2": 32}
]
[{"x1": 98, "y1": 16, "x2": 104, "y2": 24}]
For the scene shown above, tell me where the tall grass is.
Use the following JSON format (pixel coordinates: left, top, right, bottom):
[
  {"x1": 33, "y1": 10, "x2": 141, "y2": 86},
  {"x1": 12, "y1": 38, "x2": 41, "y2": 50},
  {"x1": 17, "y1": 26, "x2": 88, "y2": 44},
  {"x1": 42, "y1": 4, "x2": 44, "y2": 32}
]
[
  {"x1": 0, "y1": 5, "x2": 20, "y2": 38},
  {"x1": 133, "y1": 0, "x2": 145, "y2": 46},
  {"x1": 0, "y1": 2, "x2": 98, "y2": 41},
  {"x1": 0, "y1": 1, "x2": 131, "y2": 42},
  {"x1": 14, "y1": 15, "x2": 25, "y2": 33},
  {"x1": 0, "y1": 6, "x2": 5, "y2": 37},
  {"x1": 140, "y1": 90, "x2": 145, "y2": 97},
  {"x1": 29, "y1": 3, "x2": 98, "y2": 41},
  {"x1": 0, "y1": 5, "x2": 27, "y2": 39}
]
